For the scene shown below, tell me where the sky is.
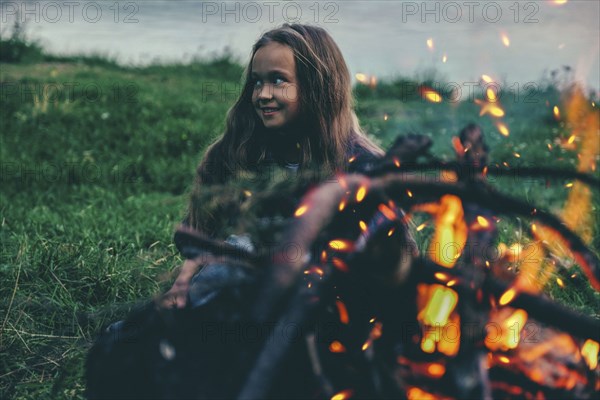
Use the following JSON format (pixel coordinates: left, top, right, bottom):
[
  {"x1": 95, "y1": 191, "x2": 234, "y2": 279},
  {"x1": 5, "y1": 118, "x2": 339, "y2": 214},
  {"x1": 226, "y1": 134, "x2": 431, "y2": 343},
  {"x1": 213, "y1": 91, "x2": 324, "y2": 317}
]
[{"x1": 1, "y1": 0, "x2": 598, "y2": 91}]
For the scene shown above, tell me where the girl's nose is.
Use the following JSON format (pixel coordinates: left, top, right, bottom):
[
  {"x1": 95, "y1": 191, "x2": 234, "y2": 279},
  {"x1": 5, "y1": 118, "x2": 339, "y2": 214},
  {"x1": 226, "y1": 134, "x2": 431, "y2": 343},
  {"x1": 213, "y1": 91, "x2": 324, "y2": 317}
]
[{"x1": 257, "y1": 84, "x2": 274, "y2": 100}]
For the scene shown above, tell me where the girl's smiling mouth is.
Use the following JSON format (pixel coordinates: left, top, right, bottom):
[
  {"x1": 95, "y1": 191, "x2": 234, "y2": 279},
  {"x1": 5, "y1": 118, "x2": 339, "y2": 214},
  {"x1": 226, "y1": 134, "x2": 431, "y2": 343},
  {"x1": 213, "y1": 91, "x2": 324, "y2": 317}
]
[{"x1": 260, "y1": 107, "x2": 281, "y2": 116}]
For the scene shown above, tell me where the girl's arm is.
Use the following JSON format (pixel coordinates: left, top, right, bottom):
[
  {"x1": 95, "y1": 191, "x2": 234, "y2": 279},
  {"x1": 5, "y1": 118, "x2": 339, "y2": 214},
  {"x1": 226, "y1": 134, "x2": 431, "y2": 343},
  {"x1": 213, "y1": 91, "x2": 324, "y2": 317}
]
[{"x1": 163, "y1": 257, "x2": 204, "y2": 308}]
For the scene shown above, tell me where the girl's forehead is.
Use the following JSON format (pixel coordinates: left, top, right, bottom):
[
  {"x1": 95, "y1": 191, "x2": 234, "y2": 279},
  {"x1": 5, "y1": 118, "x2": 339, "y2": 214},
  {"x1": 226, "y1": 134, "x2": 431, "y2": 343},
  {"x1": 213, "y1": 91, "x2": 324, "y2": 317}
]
[{"x1": 251, "y1": 42, "x2": 296, "y2": 74}]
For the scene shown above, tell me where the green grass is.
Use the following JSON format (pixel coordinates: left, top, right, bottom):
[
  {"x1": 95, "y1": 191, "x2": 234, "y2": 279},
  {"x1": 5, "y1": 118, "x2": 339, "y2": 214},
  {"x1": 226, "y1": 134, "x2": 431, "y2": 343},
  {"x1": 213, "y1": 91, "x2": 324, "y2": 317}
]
[{"x1": 1, "y1": 35, "x2": 599, "y2": 399}]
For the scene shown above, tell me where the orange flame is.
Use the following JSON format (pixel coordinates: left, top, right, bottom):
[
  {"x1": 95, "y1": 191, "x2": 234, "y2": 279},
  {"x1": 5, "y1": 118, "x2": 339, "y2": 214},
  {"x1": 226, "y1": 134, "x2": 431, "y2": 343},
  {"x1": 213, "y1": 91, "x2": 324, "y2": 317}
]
[
  {"x1": 485, "y1": 309, "x2": 528, "y2": 351},
  {"x1": 581, "y1": 339, "x2": 599, "y2": 369},
  {"x1": 534, "y1": 85, "x2": 600, "y2": 289},
  {"x1": 429, "y1": 195, "x2": 467, "y2": 268},
  {"x1": 419, "y1": 284, "x2": 458, "y2": 326}
]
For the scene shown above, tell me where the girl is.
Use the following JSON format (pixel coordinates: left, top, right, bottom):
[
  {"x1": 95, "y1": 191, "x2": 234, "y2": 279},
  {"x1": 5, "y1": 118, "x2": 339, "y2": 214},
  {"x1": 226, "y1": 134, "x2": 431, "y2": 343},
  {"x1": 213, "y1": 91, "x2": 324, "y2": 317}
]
[{"x1": 166, "y1": 23, "x2": 384, "y2": 308}]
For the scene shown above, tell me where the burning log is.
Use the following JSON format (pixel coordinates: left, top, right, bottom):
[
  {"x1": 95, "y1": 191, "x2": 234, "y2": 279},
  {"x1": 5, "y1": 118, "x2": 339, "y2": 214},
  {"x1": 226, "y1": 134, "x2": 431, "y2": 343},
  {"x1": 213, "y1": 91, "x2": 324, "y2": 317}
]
[{"x1": 87, "y1": 127, "x2": 599, "y2": 399}]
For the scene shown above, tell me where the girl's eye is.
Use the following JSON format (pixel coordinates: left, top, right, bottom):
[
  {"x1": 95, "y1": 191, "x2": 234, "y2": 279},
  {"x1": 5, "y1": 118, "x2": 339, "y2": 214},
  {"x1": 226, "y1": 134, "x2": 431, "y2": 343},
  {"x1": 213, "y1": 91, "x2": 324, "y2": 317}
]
[
  {"x1": 253, "y1": 79, "x2": 263, "y2": 88},
  {"x1": 273, "y1": 77, "x2": 285, "y2": 85}
]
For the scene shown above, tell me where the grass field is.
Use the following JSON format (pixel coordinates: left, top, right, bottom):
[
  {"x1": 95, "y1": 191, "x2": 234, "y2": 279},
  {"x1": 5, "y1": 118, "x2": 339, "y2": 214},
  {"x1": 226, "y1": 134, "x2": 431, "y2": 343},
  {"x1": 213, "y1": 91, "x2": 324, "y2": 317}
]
[{"x1": 1, "y1": 36, "x2": 598, "y2": 399}]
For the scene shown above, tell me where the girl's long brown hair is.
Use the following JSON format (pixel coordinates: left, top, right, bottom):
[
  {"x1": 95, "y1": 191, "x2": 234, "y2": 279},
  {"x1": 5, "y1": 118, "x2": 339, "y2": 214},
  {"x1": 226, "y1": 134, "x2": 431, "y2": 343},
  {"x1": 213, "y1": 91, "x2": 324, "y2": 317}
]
[{"x1": 188, "y1": 24, "x2": 383, "y2": 229}]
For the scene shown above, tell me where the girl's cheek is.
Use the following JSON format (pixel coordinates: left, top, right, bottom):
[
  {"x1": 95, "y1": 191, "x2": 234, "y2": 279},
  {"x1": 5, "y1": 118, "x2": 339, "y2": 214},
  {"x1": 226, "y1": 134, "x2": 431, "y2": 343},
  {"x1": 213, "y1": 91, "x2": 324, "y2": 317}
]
[{"x1": 284, "y1": 86, "x2": 299, "y2": 103}]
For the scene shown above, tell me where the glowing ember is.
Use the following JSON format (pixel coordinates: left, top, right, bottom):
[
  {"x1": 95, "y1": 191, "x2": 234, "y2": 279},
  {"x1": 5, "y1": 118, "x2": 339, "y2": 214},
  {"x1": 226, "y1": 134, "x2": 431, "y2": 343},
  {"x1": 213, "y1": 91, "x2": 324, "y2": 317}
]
[
  {"x1": 370, "y1": 322, "x2": 383, "y2": 340},
  {"x1": 361, "y1": 340, "x2": 371, "y2": 351},
  {"x1": 451, "y1": 136, "x2": 465, "y2": 155},
  {"x1": 356, "y1": 185, "x2": 367, "y2": 202},
  {"x1": 553, "y1": 0, "x2": 568, "y2": 4},
  {"x1": 329, "y1": 340, "x2": 346, "y2": 353},
  {"x1": 320, "y1": 250, "x2": 327, "y2": 263},
  {"x1": 416, "y1": 222, "x2": 427, "y2": 231},
  {"x1": 305, "y1": 266, "x2": 324, "y2": 277},
  {"x1": 498, "y1": 355, "x2": 510, "y2": 364},
  {"x1": 581, "y1": 339, "x2": 599, "y2": 369},
  {"x1": 486, "y1": 88, "x2": 497, "y2": 101},
  {"x1": 378, "y1": 204, "x2": 397, "y2": 220},
  {"x1": 553, "y1": 105, "x2": 560, "y2": 119},
  {"x1": 501, "y1": 33, "x2": 510, "y2": 47},
  {"x1": 338, "y1": 199, "x2": 346, "y2": 211},
  {"x1": 355, "y1": 73, "x2": 367, "y2": 83},
  {"x1": 556, "y1": 277, "x2": 565, "y2": 288},
  {"x1": 406, "y1": 189, "x2": 413, "y2": 198},
  {"x1": 331, "y1": 389, "x2": 353, "y2": 400},
  {"x1": 481, "y1": 74, "x2": 494, "y2": 83},
  {"x1": 369, "y1": 76, "x2": 377, "y2": 88},
  {"x1": 499, "y1": 288, "x2": 516, "y2": 306},
  {"x1": 294, "y1": 204, "x2": 308, "y2": 217},
  {"x1": 348, "y1": 156, "x2": 356, "y2": 163},
  {"x1": 475, "y1": 99, "x2": 505, "y2": 117},
  {"x1": 329, "y1": 239, "x2": 353, "y2": 252},
  {"x1": 513, "y1": 152, "x2": 521, "y2": 158},
  {"x1": 426, "y1": 38, "x2": 434, "y2": 49},
  {"x1": 387, "y1": 227, "x2": 395, "y2": 237},
  {"x1": 359, "y1": 220, "x2": 367, "y2": 232},
  {"x1": 243, "y1": 190, "x2": 252, "y2": 197},
  {"x1": 336, "y1": 300, "x2": 350, "y2": 324},
  {"x1": 434, "y1": 272, "x2": 449, "y2": 281},
  {"x1": 442, "y1": 54, "x2": 447, "y2": 63},
  {"x1": 477, "y1": 215, "x2": 490, "y2": 228},
  {"x1": 407, "y1": 387, "x2": 436, "y2": 400},
  {"x1": 421, "y1": 87, "x2": 442, "y2": 103},
  {"x1": 393, "y1": 157, "x2": 401, "y2": 168},
  {"x1": 332, "y1": 257, "x2": 349, "y2": 272},
  {"x1": 383, "y1": 113, "x2": 388, "y2": 121},
  {"x1": 427, "y1": 363, "x2": 446, "y2": 377}
]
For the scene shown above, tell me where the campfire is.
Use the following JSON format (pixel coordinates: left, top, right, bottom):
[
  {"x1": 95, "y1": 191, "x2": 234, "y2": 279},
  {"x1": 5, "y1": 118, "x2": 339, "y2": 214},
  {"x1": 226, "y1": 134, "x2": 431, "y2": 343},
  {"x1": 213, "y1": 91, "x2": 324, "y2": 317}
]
[{"x1": 87, "y1": 87, "x2": 599, "y2": 399}]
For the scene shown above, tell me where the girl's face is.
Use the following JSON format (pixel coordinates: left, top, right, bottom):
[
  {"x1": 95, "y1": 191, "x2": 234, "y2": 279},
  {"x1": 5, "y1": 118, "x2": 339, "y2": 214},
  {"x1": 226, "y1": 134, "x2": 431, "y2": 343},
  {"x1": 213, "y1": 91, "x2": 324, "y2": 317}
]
[{"x1": 251, "y1": 42, "x2": 300, "y2": 133}]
